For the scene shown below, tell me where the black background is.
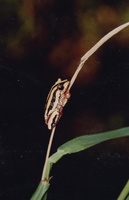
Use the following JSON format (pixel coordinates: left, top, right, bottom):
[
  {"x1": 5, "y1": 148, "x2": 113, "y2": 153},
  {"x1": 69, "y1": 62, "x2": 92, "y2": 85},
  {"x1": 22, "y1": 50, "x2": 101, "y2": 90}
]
[{"x1": 0, "y1": 0, "x2": 129, "y2": 199}]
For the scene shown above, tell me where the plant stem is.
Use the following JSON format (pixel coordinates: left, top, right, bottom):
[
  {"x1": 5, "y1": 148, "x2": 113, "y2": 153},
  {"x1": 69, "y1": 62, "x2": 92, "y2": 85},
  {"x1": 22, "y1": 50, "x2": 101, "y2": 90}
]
[
  {"x1": 68, "y1": 22, "x2": 129, "y2": 90},
  {"x1": 41, "y1": 127, "x2": 56, "y2": 181}
]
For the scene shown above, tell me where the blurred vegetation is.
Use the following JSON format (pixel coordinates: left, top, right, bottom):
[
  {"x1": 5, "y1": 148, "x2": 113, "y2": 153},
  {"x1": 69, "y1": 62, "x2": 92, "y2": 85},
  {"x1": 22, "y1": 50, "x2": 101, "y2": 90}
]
[
  {"x1": 1, "y1": 1, "x2": 129, "y2": 199},
  {"x1": 1, "y1": 0, "x2": 129, "y2": 147},
  {"x1": 1, "y1": 0, "x2": 129, "y2": 154},
  {"x1": 1, "y1": 0, "x2": 129, "y2": 62},
  {"x1": 1, "y1": 0, "x2": 129, "y2": 93}
]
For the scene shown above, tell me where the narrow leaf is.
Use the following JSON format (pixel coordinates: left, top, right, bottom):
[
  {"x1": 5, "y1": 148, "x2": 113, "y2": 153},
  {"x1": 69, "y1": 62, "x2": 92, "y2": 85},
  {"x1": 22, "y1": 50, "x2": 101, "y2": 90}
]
[
  {"x1": 117, "y1": 180, "x2": 129, "y2": 200},
  {"x1": 49, "y1": 127, "x2": 129, "y2": 164},
  {"x1": 30, "y1": 127, "x2": 129, "y2": 200},
  {"x1": 125, "y1": 195, "x2": 129, "y2": 200}
]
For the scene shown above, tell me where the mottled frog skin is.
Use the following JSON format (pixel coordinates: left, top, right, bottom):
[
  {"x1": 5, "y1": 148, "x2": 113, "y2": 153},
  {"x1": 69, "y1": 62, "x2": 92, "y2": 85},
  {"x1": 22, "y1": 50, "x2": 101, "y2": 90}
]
[{"x1": 44, "y1": 78, "x2": 70, "y2": 130}]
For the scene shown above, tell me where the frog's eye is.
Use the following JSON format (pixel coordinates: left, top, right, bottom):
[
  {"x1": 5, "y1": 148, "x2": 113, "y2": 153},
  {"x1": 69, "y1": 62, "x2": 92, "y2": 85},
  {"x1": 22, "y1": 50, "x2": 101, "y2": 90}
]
[{"x1": 57, "y1": 84, "x2": 64, "y2": 90}]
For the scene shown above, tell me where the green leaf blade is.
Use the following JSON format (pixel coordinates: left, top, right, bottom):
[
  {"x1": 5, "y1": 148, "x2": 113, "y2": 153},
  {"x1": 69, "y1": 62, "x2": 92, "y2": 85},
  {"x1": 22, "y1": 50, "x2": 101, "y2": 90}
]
[
  {"x1": 58, "y1": 127, "x2": 129, "y2": 154},
  {"x1": 30, "y1": 127, "x2": 129, "y2": 200},
  {"x1": 117, "y1": 180, "x2": 129, "y2": 200},
  {"x1": 49, "y1": 127, "x2": 129, "y2": 165}
]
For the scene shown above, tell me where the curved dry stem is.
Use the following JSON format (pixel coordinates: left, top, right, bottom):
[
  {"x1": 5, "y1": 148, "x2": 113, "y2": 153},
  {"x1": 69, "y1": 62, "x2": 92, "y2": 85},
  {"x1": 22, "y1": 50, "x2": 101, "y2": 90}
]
[
  {"x1": 41, "y1": 126, "x2": 56, "y2": 181},
  {"x1": 68, "y1": 22, "x2": 129, "y2": 90}
]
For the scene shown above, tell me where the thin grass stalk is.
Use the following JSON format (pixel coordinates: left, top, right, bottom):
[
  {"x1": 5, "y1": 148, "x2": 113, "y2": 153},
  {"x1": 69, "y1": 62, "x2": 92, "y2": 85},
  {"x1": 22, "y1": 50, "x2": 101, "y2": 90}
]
[
  {"x1": 30, "y1": 21, "x2": 129, "y2": 200},
  {"x1": 68, "y1": 22, "x2": 129, "y2": 90},
  {"x1": 41, "y1": 127, "x2": 56, "y2": 181}
]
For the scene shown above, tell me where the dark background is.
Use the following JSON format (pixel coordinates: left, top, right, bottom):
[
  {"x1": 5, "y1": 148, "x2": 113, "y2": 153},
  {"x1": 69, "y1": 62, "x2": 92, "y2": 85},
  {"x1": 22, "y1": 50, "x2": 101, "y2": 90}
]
[{"x1": 0, "y1": 0, "x2": 129, "y2": 199}]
